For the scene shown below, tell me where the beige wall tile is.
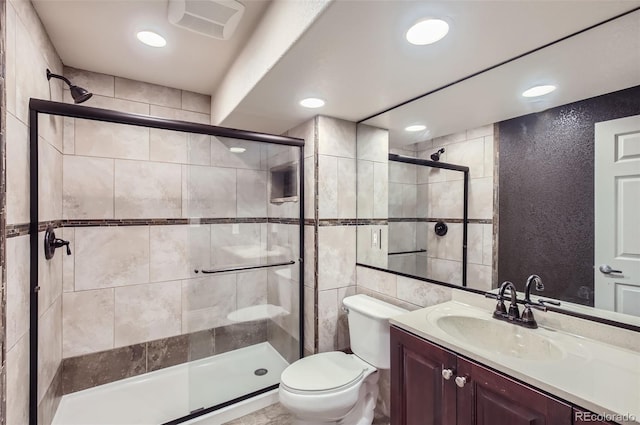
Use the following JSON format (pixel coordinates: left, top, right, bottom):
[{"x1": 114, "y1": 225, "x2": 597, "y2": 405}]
[
  {"x1": 6, "y1": 2, "x2": 17, "y2": 115},
  {"x1": 150, "y1": 105, "x2": 209, "y2": 124},
  {"x1": 63, "y1": 289, "x2": 115, "y2": 358},
  {"x1": 38, "y1": 231, "x2": 63, "y2": 318},
  {"x1": 446, "y1": 138, "x2": 485, "y2": 179},
  {"x1": 373, "y1": 162, "x2": 388, "y2": 218},
  {"x1": 318, "y1": 226, "x2": 356, "y2": 290},
  {"x1": 389, "y1": 222, "x2": 416, "y2": 253},
  {"x1": 304, "y1": 157, "x2": 314, "y2": 220},
  {"x1": 267, "y1": 270, "x2": 299, "y2": 337},
  {"x1": 115, "y1": 281, "x2": 182, "y2": 346},
  {"x1": 149, "y1": 225, "x2": 210, "y2": 282},
  {"x1": 396, "y1": 276, "x2": 452, "y2": 307},
  {"x1": 188, "y1": 134, "x2": 212, "y2": 166},
  {"x1": 6, "y1": 113, "x2": 29, "y2": 224},
  {"x1": 356, "y1": 225, "x2": 388, "y2": 269},
  {"x1": 427, "y1": 222, "x2": 463, "y2": 262},
  {"x1": 211, "y1": 137, "x2": 264, "y2": 170},
  {"x1": 183, "y1": 165, "x2": 236, "y2": 218},
  {"x1": 181, "y1": 91, "x2": 211, "y2": 114},
  {"x1": 484, "y1": 135, "x2": 495, "y2": 178},
  {"x1": 468, "y1": 263, "x2": 493, "y2": 292},
  {"x1": 304, "y1": 285, "x2": 315, "y2": 353},
  {"x1": 433, "y1": 130, "x2": 466, "y2": 147},
  {"x1": 64, "y1": 66, "x2": 115, "y2": 97},
  {"x1": 150, "y1": 129, "x2": 188, "y2": 164},
  {"x1": 318, "y1": 289, "x2": 338, "y2": 352},
  {"x1": 483, "y1": 224, "x2": 493, "y2": 266},
  {"x1": 6, "y1": 236, "x2": 30, "y2": 349},
  {"x1": 6, "y1": 333, "x2": 29, "y2": 425},
  {"x1": 467, "y1": 124, "x2": 494, "y2": 140},
  {"x1": 356, "y1": 265, "x2": 397, "y2": 297},
  {"x1": 467, "y1": 223, "x2": 484, "y2": 264},
  {"x1": 389, "y1": 161, "x2": 416, "y2": 184},
  {"x1": 61, "y1": 228, "x2": 75, "y2": 292},
  {"x1": 318, "y1": 155, "x2": 337, "y2": 218},
  {"x1": 469, "y1": 177, "x2": 494, "y2": 220},
  {"x1": 357, "y1": 124, "x2": 388, "y2": 162},
  {"x1": 63, "y1": 156, "x2": 114, "y2": 219},
  {"x1": 287, "y1": 117, "x2": 315, "y2": 159},
  {"x1": 182, "y1": 276, "x2": 236, "y2": 332},
  {"x1": 357, "y1": 160, "x2": 374, "y2": 219},
  {"x1": 318, "y1": 116, "x2": 356, "y2": 159},
  {"x1": 39, "y1": 141, "x2": 63, "y2": 222},
  {"x1": 428, "y1": 180, "x2": 464, "y2": 219},
  {"x1": 237, "y1": 270, "x2": 268, "y2": 308},
  {"x1": 115, "y1": 77, "x2": 181, "y2": 108},
  {"x1": 428, "y1": 258, "x2": 462, "y2": 286},
  {"x1": 63, "y1": 117, "x2": 75, "y2": 154},
  {"x1": 115, "y1": 160, "x2": 182, "y2": 218},
  {"x1": 38, "y1": 298, "x2": 62, "y2": 403},
  {"x1": 303, "y1": 225, "x2": 315, "y2": 289},
  {"x1": 74, "y1": 120, "x2": 149, "y2": 161},
  {"x1": 337, "y1": 158, "x2": 356, "y2": 218},
  {"x1": 210, "y1": 223, "x2": 263, "y2": 267},
  {"x1": 237, "y1": 169, "x2": 267, "y2": 217},
  {"x1": 74, "y1": 226, "x2": 150, "y2": 290}
]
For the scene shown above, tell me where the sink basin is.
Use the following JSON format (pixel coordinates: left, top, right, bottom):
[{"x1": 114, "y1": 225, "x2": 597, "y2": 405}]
[{"x1": 435, "y1": 315, "x2": 564, "y2": 361}]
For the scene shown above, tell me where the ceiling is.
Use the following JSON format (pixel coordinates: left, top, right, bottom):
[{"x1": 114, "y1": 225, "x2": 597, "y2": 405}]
[
  {"x1": 32, "y1": 0, "x2": 270, "y2": 94},
  {"x1": 32, "y1": 0, "x2": 640, "y2": 137}
]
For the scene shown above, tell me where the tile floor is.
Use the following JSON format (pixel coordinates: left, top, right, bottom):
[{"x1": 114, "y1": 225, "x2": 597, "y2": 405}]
[{"x1": 223, "y1": 403, "x2": 391, "y2": 425}]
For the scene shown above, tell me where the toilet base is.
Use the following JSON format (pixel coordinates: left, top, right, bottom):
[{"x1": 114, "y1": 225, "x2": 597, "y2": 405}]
[{"x1": 288, "y1": 372, "x2": 379, "y2": 425}]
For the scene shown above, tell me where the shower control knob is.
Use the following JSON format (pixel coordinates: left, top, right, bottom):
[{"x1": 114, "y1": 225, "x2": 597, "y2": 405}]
[
  {"x1": 455, "y1": 376, "x2": 468, "y2": 388},
  {"x1": 442, "y1": 369, "x2": 454, "y2": 380}
]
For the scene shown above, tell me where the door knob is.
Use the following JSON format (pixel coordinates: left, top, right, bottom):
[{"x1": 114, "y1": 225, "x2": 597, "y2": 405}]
[
  {"x1": 442, "y1": 369, "x2": 454, "y2": 380},
  {"x1": 455, "y1": 376, "x2": 467, "y2": 388},
  {"x1": 599, "y1": 264, "x2": 622, "y2": 274}
]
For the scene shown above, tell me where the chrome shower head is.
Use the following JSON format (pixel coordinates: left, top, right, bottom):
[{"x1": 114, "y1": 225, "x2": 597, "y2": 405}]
[
  {"x1": 431, "y1": 147, "x2": 445, "y2": 162},
  {"x1": 46, "y1": 69, "x2": 93, "y2": 104}
]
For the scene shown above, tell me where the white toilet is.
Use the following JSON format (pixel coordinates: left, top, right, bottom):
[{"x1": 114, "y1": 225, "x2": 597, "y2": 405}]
[{"x1": 279, "y1": 294, "x2": 408, "y2": 425}]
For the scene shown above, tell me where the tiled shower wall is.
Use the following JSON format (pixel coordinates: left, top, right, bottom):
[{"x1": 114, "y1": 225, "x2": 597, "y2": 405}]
[
  {"x1": 58, "y1": 68, "x2": 302, "y2": 388},
  {"x1": 384, "y1": 125, "x2": 495, "y2": 290},
  {"x1": 4, "y1": 0, "x2": 65, "y2": 424}
]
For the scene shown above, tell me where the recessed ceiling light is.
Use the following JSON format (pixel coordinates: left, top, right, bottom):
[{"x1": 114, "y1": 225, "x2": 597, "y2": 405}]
[
  {"x1": 136, "y1": 31, "x2": 167, "y2": 48},
  {"x1": 229, "y1": 147, "x2": 246, "y2": 153},
  {"x1": 405, "y1": 124, "x2": 427, "y2": 132},
  {"x1": 299, "y1": 98, "x2": 325, "y2": 108},
  {"x1": 522, "y1": 85, "x2": 556, "y2": 98},
  {"x1": 406, "y1": 19, "x2": 449, "y2": 45}
]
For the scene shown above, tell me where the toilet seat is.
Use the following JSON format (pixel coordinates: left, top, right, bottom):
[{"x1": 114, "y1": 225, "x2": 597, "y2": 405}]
[{"x1": 280, "y1": 352, "x2": 367, "y2": 393}]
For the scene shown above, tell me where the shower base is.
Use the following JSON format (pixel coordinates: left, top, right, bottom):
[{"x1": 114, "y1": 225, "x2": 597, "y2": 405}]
[{"x1": 52, "y1": 342, "x2": 289, "y2": 425}]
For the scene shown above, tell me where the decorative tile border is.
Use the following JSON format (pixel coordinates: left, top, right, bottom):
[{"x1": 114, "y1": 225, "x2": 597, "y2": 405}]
[
  {"x1": 6, "y1": 217, "x2": 303, "y2": 238},
  {"x1": 61, "y1": 320, "x2": 267, "y2": 395},
  {"x1": 318, "y1": 219, "x2": 359, "y2": 226},
  {"x1": 388, "y1": 217, "x2": 493, "y2": 224}
]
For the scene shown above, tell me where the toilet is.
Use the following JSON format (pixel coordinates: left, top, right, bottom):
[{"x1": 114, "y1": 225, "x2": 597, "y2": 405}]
[{"x1": 278, "y1": 294, "x2": 408, "y2": 425}]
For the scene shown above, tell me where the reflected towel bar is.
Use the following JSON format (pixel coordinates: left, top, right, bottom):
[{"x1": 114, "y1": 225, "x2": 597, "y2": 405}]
[
  {"x1": 388, "y1": 249, "x2": 427, "y2": 256},
  {"x1": 196, "y1": 260, "x2": 296, "y2": 274}
]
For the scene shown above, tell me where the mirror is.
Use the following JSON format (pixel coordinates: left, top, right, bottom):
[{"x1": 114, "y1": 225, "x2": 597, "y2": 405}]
[{"x1": 356, "y1": 8, "x2": 640, "y2": 327}]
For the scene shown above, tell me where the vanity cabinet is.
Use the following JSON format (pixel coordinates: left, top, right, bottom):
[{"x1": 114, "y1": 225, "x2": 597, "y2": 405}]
[{"x1": 390, "y1": 326, "x2": 572, "y2": 425}]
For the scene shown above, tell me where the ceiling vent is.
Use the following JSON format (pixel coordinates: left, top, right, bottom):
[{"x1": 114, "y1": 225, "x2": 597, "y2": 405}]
[{"x1": 168, "y1": 0, "x2": 245, "y2": 40}]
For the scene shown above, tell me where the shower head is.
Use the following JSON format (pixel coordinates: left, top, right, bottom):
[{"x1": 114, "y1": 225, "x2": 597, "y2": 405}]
[
  {"x1": 430, "y1": 148, "x2": 445, "y2": 162},
  {"x1": 46, "y1": 69, "x2": 93, "y2": 104}
]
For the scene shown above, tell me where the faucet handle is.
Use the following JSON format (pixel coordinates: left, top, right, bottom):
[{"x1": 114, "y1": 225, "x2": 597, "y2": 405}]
[
  {"x1": 508, "y1": 302, "x2": 520, "y2": 320},
  {"x1": 538, "y1": 298, "x2": 561, "y2": 307}
]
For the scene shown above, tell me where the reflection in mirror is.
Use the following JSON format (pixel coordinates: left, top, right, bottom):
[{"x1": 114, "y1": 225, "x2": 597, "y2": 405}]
[
  {"x1": 387, "y1": 156, "x2": 469, "y2": 286},
  {"x1": 355, "y1": 8, "x2": 640, "y2": 328}
]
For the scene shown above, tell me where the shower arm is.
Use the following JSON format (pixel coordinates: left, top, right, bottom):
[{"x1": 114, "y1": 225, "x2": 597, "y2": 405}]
[{"x1": 46, "y1": 69, "x2": 74, "y2": 87}]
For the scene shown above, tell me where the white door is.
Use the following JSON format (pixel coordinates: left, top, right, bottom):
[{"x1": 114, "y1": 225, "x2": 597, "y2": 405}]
[{"x1": 595, "y1": 115, "x2": 640, "y2": 316}]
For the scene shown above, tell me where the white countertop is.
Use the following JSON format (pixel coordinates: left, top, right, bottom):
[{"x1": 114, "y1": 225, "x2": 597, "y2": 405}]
[{"x1": 390, "y1": 301, "x2": 640, "y2": 425}]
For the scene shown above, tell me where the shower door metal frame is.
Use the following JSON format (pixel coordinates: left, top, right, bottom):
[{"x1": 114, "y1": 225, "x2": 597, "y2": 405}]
[{"x1": 28, "y1": 98, "x2": 306, "y2": 425}]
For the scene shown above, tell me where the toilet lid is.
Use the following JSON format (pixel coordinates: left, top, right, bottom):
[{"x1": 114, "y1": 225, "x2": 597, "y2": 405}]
[{"x1": 281, "y1": 352, "x2": 366, "y2": 392}]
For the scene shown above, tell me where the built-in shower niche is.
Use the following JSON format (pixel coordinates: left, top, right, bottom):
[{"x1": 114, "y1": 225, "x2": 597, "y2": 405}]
[{"x1": 270, "y1": 162, "x2": 298, "y2": 204}]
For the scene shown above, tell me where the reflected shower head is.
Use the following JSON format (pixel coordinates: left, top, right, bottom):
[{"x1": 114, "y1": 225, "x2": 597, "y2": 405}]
[
  {"x1": 431, "y1": 148, "x2": 445, "y2": 162},
  {"x1": 46, "y1": 69, "x2": 93, "y2": 104}
]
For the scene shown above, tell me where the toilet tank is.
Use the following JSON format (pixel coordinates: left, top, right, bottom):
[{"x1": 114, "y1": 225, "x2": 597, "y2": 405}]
[{"x1": 343, "y1": 294, "x2": 408, "y2": 369}]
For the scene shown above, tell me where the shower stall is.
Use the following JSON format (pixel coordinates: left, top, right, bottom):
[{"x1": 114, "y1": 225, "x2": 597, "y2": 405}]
[{"x1": 29, "y1": 98, "x2": 304, "y2": 424}]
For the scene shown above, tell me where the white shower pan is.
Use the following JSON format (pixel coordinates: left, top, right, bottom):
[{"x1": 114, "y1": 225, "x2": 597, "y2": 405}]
[{"x1": 52, "y1": 342, "x2": 289, "y2": 425}]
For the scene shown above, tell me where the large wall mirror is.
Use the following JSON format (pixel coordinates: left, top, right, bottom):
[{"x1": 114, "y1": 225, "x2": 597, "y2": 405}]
[{"x1": 356, "y1": 7, "x2": 640, "y2": 328}]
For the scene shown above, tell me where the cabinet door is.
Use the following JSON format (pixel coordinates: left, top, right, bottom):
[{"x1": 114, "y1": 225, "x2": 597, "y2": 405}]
[
  {"x1": 390, "y1": 326, "x2": 457, "y2": 425},
  {"x1": 456, "y1": 357, "x2": 572, "y2": 425}
]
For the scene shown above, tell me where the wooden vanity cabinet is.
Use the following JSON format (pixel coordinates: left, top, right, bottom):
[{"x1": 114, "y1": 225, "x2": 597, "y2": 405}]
[{"x1": 390, "y1": 326, "x2": 572, "y2": 425}]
